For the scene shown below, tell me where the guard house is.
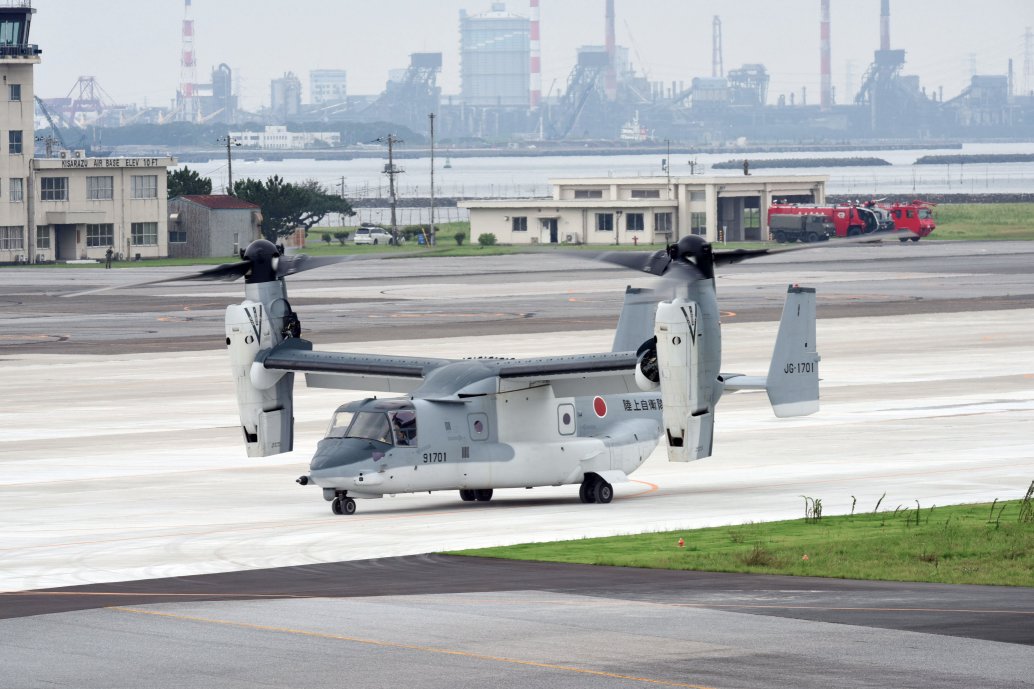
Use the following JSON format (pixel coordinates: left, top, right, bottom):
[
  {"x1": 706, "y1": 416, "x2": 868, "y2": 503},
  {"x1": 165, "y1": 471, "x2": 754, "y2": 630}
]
[
  {"x1": 0, "y1": 2, "x2": 177, "y2": 264},
  {"x1": 461, "y1": 174, "x2": 827, "y2": 245},
  {"x1": 167, "y1": 195, "x2": 262, "y2": 259}
]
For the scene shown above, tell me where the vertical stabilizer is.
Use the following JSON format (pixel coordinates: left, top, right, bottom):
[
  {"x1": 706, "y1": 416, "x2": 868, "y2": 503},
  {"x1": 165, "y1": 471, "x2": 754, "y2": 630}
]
[{"x1": 766, "y1": 285, "x2": 819, "y2": 417}]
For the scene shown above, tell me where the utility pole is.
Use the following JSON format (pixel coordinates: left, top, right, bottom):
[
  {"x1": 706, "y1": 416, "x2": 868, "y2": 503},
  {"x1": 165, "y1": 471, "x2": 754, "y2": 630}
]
[
  {"x1": 376, "y1": 133, "x2": 404, "y2": 237},
  {"x1": 218, "y1": 134, "x2": 241, "y2": 194},
  {"x1": 428, "y1": 112, "x2": 435, "y2": 247}
]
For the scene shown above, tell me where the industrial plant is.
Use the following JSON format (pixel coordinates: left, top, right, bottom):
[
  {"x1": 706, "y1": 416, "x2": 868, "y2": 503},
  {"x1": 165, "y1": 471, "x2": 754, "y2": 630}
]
[{"x1": 33, "y1": 0, "x2": 1034, "y2": 146}]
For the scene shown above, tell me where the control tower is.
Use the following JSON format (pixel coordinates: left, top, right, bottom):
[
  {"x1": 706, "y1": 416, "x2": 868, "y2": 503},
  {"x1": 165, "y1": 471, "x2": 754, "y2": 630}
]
[{"x1": 0, "y1": 1, "x2": 41, "y2": 260}]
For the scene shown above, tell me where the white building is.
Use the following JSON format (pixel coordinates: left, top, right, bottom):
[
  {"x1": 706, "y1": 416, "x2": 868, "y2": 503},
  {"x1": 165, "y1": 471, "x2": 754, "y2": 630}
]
[
  {"x1": 231, "y1": 125, "x2": 341, "y2": 150},
  {"x1": 0, "y1": 3, "x2": 175, "y2": 264},
  {"x1": 309, "y1": 69, "x2": 347, "y2": 104},
  {"x1": 461, "y1": 174, "x2": 827, "y2": 245}
]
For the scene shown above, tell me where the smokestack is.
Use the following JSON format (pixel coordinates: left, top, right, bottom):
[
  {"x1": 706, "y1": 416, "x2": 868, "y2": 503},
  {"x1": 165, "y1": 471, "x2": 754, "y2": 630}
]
[
  {"x1": 880, "y1": 0, "x2": 890, "y2": 51},
  {"x1": 605, "y1": 0, "x2": 616, "y2": 100},
  {"x1": 530, "y1": 0, "x2": 541, "y2": 108},
  {"x1": 820, "y1": 0, "x2": 831, "y2": 110}
]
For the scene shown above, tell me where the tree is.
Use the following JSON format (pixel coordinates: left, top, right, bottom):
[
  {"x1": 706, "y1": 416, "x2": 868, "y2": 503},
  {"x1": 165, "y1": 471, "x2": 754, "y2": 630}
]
[
  {"x1": 232, "y1": 175, "x2": 354, "y2": 241},
  {"x1": 167, "y1": 167, "x2": 212, "y2": 198}
]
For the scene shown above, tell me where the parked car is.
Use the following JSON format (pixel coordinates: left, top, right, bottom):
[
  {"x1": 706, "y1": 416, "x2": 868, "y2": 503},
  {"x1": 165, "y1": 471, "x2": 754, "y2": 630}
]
[{"x1": 353, "y1": 227, "x2": 395, "y2": 245}]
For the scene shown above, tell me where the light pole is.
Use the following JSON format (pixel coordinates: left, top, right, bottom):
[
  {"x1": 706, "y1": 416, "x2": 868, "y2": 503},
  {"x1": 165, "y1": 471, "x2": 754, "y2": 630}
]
[
  {"x1": 375, "y1": 134, "x2": 404, "y2": 239},
  {"x1": 428, "y1": 112, "x2": 436, "y2": 247},
  {"x1": 217, "y1": 135, "x2": 241, "y2": 194}
]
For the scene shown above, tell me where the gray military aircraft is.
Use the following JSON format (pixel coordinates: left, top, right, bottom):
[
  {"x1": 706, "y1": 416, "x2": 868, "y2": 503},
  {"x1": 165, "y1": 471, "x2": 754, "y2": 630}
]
[{"x1": 134, "y1": 234, "x2": 826, "y2": 515}]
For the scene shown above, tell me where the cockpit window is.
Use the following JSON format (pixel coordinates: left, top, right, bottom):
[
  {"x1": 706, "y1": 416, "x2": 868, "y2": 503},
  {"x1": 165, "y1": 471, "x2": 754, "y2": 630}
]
[
  {"x1": 391, "y1": 410, "x2": 417, "y2": 446},
  {"x1": 345, "y1": 412, "x2": 394, "y2": 444},
  {"x1": 325, "y1": 410, "x2": 354, "y2": 439}
]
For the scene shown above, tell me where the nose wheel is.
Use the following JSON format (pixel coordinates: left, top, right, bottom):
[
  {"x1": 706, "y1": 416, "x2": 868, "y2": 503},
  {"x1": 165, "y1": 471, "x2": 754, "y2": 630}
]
[{"x1": 332, "y1": 496, "x2": 357, "y2": 515}]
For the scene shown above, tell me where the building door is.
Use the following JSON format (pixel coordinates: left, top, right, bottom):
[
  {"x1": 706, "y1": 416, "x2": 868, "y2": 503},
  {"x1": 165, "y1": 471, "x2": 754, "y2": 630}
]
[
  {"x1": 541, "y1": 218, "x2": 558, "y2": 243},
  {"x1": 54, "y1": 224, "x2": 77, "y2": 261}
]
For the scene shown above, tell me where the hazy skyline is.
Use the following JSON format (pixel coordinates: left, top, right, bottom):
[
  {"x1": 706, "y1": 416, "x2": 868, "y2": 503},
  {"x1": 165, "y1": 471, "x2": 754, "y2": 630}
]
[{"x1": 31, "y1": 1, "x2": 1034, "y2": 113}]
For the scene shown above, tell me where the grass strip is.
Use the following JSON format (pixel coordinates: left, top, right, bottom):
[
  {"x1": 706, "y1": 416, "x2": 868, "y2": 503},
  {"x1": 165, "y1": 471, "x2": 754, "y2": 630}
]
[{"x1": 447, "y1": 498, "x2": 1034, "y2": 587}]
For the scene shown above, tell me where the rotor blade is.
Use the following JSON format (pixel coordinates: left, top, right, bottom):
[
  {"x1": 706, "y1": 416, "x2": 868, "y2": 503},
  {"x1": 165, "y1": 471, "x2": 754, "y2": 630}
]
[
  {"x1": 586, "y1": 249, "x2": 706, "y2": 282},
  {"x1": 165, "y1": 260, "x2": 253, "y2": 282},
  {"x1": 275, "y1": 254, "x2": 354, "y2": 278},
  {"x1": 62, "y1": 260, "x2": 253, "y2": 297},
  {"x1": 712, "y1": 228, "x2": 915, "y2": 267}
]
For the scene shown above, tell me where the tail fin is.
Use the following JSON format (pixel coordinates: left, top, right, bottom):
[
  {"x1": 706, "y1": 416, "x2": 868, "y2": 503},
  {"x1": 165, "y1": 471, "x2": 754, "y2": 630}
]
[
  {"x1": 766, "y1": 285, "x2": 819, "y2": 417},
  {"x1": 612, "y1": 286, "x2": 658, "y2": 352},
  {"x1": 722, "y1": 285, "x2": 819, "y2": 417}
]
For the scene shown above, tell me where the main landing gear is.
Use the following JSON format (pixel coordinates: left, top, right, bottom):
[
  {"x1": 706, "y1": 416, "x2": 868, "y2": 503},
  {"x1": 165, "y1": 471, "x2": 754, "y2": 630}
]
[
  {"x1": 331, "y1": 495, "x2": 357, "y2": 515},
  {"x1": 459, "y1": 489, "x2": 494, "y2": 502},
  {"x1": 579, "y1": 474, "x2": 613, "y2": 504}
]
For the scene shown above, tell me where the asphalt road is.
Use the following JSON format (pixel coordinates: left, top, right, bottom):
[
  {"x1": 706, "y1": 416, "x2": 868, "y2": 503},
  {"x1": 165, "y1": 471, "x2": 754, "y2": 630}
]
[{"x1": 3, "y1": 240, "x2": 1033, "y2": 354}]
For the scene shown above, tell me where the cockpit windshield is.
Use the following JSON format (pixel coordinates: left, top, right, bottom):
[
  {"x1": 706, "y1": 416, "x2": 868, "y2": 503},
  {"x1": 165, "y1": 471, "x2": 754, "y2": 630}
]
[
  {"x1": 336, "y1": 409, "x2": 419, "y2": 446},
  {"x1": 345, "y1": 412, "x2": 394, "y2": 444}
]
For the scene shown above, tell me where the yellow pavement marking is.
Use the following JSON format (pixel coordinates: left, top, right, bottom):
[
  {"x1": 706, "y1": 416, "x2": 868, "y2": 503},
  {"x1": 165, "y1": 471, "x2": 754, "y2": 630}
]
[{"x1": 111, "y1": 606, "x2": 717, "y2": 689}]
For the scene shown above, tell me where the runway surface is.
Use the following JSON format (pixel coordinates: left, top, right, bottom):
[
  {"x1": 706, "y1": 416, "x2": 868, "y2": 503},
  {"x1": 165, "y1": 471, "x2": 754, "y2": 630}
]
[{"x1": 1, "y1": 240, "x2": 1032, "y2": 687}]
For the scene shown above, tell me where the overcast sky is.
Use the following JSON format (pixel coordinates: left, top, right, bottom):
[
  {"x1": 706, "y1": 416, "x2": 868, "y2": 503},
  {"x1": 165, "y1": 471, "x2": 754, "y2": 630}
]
[{"x1": 31, "y1": 0, "x2": 1034, "y2": 111}]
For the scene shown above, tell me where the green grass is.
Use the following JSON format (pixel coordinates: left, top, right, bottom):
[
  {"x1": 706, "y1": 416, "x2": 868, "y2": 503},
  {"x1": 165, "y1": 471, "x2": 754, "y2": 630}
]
[
  {"x1": 933, "y1": 203, "x2": 1034, "y2": 240},
  {"x1": 448, "y1": 499, "x2": 1034, "y2": 587}
]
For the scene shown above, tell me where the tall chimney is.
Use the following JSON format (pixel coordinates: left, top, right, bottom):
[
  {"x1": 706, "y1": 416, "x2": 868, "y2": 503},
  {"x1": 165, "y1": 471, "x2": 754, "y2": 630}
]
[
  {"x1": 605, "y1": 0, "x2": 616, "y2": 100},
  {"x1": 880, "y1": 0, "x2": 890, "y2": 51},
  {"x1": 530, "y1": 0, "x2": 541, "y2": 108},
  {"x1": 820, "y1": 0, "x2": 831, "y2": 109}
]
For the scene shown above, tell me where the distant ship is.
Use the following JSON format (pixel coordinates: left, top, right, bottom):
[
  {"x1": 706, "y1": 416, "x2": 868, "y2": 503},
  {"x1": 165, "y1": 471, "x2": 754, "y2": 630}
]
[{"x1": 620, "y1": 111, "x2": 650, "y2": 142}]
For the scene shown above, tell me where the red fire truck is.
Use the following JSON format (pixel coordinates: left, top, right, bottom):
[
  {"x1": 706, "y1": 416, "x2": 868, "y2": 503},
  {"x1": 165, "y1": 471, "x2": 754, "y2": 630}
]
[
  {"x1": 767, "y1": 202, "x2": 890, "y2": 239},
  {"x1": 878, "y1": 200, "x2": 936, "y2": 242}
]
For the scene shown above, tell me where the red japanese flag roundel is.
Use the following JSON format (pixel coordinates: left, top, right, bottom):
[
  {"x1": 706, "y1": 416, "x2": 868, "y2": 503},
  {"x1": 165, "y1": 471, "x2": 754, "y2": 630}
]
[{"x1": 593, "y1": 396, "x2": 607, "y2": 418}]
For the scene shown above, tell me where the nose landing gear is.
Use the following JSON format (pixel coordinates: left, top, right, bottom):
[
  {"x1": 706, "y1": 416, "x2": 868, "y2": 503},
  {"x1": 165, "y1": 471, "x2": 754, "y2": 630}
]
[{"x1": 332, "y1": 495, "x2": 357, "y2": 515}]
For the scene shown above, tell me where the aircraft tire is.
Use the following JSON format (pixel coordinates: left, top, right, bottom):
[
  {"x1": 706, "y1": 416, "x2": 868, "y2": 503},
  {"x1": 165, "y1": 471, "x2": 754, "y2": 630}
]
[
  {"x1": 579, "y1": 480, "x2": 596, "y2": 504},
  {"x1": 342, "y1": 497, "x2": 357, "y2": 515},
  {"x1": 331, "y1": 497, "x2": 344, "y2": 515},
  {"x1": 594, "y1": 480, "x2": 613, "y2": 504},
  {"x1": 459, "y1": 489, "x2": 476, "y2": 502},
  {"x1": 474, "y1": 489, "x2": 493, "y2": 502}
]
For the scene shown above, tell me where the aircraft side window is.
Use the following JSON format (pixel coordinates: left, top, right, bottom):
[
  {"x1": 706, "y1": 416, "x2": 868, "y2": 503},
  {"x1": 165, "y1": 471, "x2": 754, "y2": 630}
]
[
  {"x1": 392, "y1": 411, "x2": 417, "y2": 446},
  {"x1": 468, "y1": 413, "x2": 489, "y2": 441},
  {"x1": 557, "y1": 403, "x2": 576, "y2": 436}
]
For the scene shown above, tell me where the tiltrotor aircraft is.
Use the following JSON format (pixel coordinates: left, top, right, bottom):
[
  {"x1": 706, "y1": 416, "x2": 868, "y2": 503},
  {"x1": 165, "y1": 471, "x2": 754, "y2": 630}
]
[{"x1": 131, "y1": 234, "x2": 834, "y2": 515}]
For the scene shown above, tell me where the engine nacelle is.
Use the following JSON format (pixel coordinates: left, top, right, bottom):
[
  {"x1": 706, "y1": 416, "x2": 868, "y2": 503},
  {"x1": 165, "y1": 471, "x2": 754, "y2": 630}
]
[
  {"x1": 225, "y1": 293, "x2": 296, "y2": 457},
  {"x1": 654, "y1": 298, "x2": 714, "y2": 462}
]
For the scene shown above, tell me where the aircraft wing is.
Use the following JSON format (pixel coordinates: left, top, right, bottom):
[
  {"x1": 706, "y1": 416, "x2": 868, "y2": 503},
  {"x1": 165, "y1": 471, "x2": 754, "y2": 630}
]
[
  {"x1": 491, "y1": 352, "x2": 639, "y2": 397},
  {"x1": 258, "y1": 340, "x2": 639, "y2": 398},
  {"x1": 258, "y1": 340, "x2": 452, "y2": 394}
]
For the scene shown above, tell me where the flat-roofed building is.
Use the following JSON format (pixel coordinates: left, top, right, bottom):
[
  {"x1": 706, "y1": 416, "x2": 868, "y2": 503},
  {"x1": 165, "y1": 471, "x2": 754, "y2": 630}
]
[
  {"x1": 461, "y1": 174, "x2": 827, "y2": 245},
  {"x1": 32, "y1": 155, "x2": 175, "y2": 262}
]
